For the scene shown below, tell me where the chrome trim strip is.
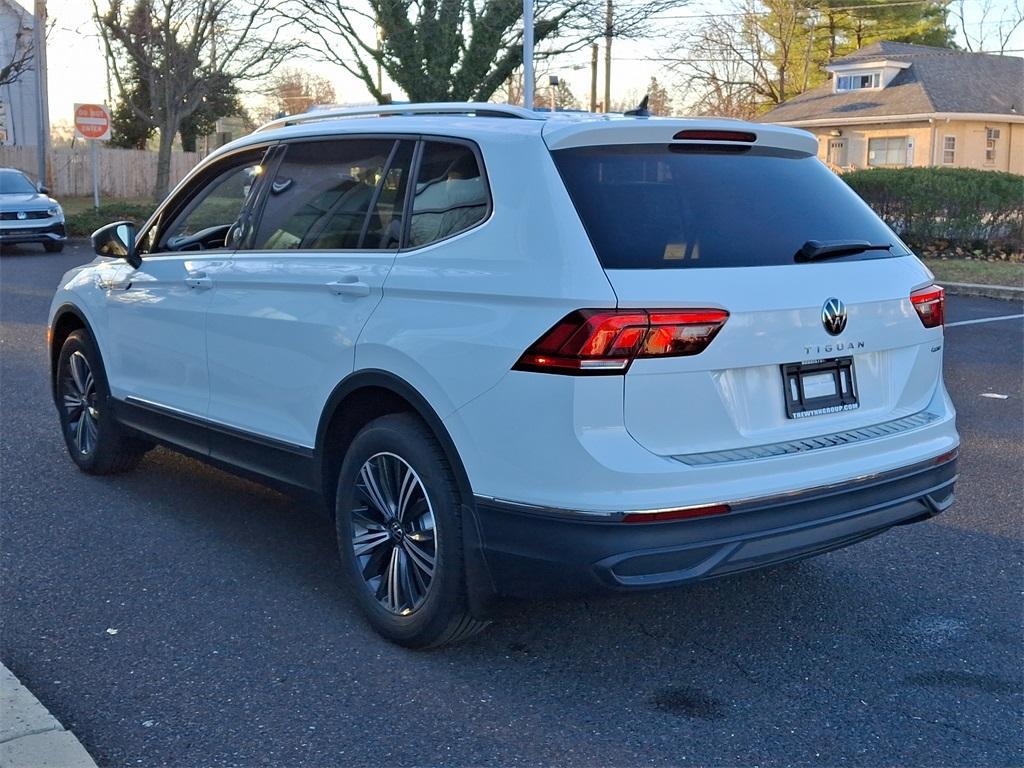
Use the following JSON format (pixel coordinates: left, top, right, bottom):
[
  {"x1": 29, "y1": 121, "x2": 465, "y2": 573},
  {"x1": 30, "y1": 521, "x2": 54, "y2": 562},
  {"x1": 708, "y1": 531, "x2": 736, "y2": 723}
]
[
  {"x1": 672, "y1": 411, "x2": 941, "y2": 466},
  {"x1": 474, "y1": 448, "x2": 959, "y2": 521}
]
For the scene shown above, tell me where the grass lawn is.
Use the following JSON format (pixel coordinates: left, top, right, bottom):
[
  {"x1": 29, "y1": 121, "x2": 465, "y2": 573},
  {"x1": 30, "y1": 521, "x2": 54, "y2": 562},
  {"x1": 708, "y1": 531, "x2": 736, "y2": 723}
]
[{"x1": 921, "y1": 258, "x2": 1024, "y2": 288}]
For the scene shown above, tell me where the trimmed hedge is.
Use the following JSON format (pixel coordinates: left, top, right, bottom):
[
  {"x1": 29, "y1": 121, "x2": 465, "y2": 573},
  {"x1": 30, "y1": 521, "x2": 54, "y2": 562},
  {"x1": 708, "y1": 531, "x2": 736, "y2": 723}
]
[
  {"x1": 843, "y1": 167, "x2": 1023, "y2": 257},
  {"x1": 65, "y1": 202, "x2": 155, "y2": 239}
]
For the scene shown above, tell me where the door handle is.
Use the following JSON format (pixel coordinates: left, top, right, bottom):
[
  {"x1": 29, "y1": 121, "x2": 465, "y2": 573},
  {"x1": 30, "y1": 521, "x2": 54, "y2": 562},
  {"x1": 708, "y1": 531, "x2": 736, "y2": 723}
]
[
  {"x1": 185, "y1": 271, "x2": 212, "y2": 290},
  {"x1": 327, "y1": 278, "x2": 371, "y2": 297}
]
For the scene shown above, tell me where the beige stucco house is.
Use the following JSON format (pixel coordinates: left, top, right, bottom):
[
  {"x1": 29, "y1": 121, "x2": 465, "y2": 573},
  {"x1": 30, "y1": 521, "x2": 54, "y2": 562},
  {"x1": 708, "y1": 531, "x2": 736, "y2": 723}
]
[{"x1": 759, "y1": 42, "x2": 1024, "y2": 174}]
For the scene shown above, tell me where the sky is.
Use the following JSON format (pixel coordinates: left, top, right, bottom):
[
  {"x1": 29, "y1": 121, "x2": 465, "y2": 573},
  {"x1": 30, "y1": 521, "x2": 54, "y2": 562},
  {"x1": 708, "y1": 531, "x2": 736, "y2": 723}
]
[{"x1": 16, "y1": 0, "x2": 1024, "y2": 128}]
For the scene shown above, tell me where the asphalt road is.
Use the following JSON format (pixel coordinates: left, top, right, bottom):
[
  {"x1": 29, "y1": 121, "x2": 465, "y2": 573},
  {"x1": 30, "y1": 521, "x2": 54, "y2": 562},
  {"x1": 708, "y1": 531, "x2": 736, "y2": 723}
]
[{"x1": 2, "y1": 242, "x2": 1022, "y2": 768}]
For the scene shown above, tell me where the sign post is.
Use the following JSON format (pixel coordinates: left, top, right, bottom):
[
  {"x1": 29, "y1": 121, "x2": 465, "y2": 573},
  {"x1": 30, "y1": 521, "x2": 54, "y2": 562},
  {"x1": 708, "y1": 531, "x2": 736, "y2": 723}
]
[{"x1": 73, "y1": 103, "x2": 112, "y2": 210}]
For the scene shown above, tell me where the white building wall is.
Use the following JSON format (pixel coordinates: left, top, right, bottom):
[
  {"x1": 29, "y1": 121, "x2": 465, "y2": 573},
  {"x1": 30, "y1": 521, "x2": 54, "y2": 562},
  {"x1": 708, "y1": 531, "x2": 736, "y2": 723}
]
[{"x1": 0, "y1": 0, "x2": 39, "y2": 147}]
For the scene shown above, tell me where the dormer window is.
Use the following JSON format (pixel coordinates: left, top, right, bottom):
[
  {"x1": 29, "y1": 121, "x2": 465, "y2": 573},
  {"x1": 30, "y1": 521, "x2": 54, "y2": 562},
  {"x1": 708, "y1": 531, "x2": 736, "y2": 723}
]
[{"x1": 835, "y1": 72, "x2": 881, "y2": 91}]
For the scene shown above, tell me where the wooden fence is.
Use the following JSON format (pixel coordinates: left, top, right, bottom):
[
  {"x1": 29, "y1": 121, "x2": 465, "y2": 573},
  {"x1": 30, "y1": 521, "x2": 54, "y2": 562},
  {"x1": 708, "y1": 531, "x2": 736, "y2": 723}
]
[{"x1": 0, "y1": 145, "x2": 201, "y2": 199}]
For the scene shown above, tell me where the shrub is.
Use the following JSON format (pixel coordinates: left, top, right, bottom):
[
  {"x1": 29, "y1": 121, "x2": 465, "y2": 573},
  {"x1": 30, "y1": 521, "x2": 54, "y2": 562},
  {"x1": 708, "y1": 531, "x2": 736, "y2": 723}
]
[
  {"x1": 64, "y1": 202, "x2": 155, "y2": 239},
  {"x1": 842, "y1": 167, "x2": 1023, "y2": 257}
]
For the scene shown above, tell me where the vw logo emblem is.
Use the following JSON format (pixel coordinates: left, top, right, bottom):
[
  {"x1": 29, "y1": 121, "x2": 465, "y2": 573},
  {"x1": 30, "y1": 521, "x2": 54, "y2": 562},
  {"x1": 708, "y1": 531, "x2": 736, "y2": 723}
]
[
  {"x1": 822, "y1": 298, "x2": 848, "y2": 336},
  {"x1": 16, "y1": 211, "x2": 27, "y2": 220}
]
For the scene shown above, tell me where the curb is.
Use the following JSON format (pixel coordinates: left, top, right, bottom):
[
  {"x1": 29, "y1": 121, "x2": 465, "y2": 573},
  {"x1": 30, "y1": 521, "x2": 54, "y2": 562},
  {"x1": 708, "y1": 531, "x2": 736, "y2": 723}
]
[
  {"x1": 0, "y1": 664, "x2": 97, "y2": 768},
  {"x1": 938, "y1": 281, "x2": 1024, "y2": 301}
]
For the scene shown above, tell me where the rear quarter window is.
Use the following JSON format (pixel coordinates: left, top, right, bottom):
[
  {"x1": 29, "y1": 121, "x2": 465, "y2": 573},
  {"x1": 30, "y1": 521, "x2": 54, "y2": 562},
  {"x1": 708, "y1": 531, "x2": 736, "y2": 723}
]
[{"x1": 552, "y1": 144, "x2": 908, "y2": 269}]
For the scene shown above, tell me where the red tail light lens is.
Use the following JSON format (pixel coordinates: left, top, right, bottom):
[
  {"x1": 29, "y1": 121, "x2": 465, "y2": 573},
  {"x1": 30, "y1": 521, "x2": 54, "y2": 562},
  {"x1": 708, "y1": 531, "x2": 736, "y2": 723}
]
[
  {"x1": 513, "y1": 308, "x2": 729, "y2": 375},
  {"x1": 910, "y1": 285, "x2": 944, "y2": 328}
]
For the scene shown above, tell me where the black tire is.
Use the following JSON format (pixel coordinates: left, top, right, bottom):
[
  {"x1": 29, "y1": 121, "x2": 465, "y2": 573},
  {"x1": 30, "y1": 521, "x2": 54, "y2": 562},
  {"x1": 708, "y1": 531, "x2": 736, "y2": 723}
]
[
  {"x1": 55, "y1": 329, "x2": 150, "y2": 474},
  {"x1": 335, "y1": 413, "x2": 489, "y2": 648},
  {"x1": 44, "y1": 241, "x2": 65, "y2": 253}
]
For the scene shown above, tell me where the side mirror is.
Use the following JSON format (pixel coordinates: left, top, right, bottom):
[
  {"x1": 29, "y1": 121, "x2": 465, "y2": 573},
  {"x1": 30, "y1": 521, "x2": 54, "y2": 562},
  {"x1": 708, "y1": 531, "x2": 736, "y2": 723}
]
[
  {"x1": 39, "y1": 185, "x2": 51, "y2": 195},
  {"x1": 92, "y1": 221, "x2": 141, "y2": 269}
]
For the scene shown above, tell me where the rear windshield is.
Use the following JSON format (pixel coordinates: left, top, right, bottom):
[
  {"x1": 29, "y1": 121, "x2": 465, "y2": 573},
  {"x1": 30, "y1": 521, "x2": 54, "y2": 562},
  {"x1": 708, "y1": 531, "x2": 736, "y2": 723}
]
[{"x1": 552, "y1": 145, "x2": 908, "y2": 269}]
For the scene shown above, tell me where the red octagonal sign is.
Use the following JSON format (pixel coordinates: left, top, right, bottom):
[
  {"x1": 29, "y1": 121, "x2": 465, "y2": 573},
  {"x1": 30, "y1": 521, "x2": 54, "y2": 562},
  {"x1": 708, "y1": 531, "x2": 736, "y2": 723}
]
[{"x1": 74, "y1": 103, "x2": 111, "y2": 141}]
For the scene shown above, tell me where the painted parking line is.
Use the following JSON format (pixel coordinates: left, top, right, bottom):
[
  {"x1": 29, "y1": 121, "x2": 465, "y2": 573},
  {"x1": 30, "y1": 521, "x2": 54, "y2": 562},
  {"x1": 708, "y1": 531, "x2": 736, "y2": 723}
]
[{"x1": 946, "y1": 313, "x2": 1024, "y2": 328}]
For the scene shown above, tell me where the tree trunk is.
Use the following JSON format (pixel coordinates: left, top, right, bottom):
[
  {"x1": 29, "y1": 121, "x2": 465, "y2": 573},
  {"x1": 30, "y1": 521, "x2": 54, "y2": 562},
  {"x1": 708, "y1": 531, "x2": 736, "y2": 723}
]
[{"x1": 153, "y1": 123, "x2": 177, "y2": 202}]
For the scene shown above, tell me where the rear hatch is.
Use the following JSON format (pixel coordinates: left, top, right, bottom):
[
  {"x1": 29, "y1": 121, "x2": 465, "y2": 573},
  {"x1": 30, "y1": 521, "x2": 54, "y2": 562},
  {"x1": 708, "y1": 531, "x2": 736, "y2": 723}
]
[{"x1": 547, "y1": 124, "x2": 943, "y2": 458}]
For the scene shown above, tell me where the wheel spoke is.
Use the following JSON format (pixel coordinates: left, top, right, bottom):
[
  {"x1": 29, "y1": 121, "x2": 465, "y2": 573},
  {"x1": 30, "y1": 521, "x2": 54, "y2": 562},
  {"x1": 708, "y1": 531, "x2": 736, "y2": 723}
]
[
  {"x1": 397, "y1": 548, "x2": 418, "y2": 610},
  {"x1": 385, "y1": 548, "x2": 401, "y2": 612},
  {"x1": 396, "y1": 465, "x2": 418, "y2": 522},
  {"x1": 359, "y1": 463, "x2": 392, "y2": 518},
  {"x1": 352, "y1": 528, "x2": 391, "y2": 556},
  {"x1": 74, "y1": 410, "x2": 88, "y2": 453},
  {"x1": 402, "y1": 537, "x2": 435, "y2": 579},
  {"x1": 69, "y1": 352, "x2": 89, "y2": 395},
  {"x1": 84, "y1": 412, "x2": 98, "y2": 452}
]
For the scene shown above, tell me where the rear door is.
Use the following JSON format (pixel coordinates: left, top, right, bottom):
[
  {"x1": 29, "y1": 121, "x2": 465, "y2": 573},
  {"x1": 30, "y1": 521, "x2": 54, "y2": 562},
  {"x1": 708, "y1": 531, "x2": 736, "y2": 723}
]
[
  {"x1": 204, "y1": 136, "x2": 415, "y2": 461},
  {"x1": 550, "y1": 141, "x2": 942, "y2": 457}
]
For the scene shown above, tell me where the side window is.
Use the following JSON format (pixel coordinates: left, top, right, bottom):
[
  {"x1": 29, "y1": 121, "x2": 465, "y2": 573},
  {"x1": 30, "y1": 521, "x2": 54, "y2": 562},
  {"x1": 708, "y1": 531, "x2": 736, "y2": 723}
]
[
  {"x1": 408, "y1": 141, "x2": 489, "y2": 248},
  {"x1": 156, "y1": 154, "x2": 266, "y2": 252},
  {"x1": 251, "y1": 139, "x2": 399, "y2": 251}
]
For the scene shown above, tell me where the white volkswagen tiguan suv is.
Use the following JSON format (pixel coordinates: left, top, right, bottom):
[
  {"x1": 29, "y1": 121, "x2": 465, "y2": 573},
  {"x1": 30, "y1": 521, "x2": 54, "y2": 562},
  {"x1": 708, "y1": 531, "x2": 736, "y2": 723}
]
[{"x1": 49, "y1": 104, "x2": 959, "y2": 647}]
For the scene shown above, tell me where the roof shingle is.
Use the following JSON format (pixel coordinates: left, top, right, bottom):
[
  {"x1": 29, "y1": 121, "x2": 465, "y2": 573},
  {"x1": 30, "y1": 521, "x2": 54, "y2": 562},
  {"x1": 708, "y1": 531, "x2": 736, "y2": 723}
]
[{"x1": 759, "y1": 42, "x2": 1023, "y2": 123}]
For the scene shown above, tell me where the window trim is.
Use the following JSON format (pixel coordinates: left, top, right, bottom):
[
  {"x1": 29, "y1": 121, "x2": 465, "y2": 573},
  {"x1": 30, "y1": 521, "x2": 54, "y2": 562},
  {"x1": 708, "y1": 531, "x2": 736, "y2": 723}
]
[
  {"x1": 234, "y1": 132, "x2": 492, "y2": 255},
  {"x1": 867, "y1": 135, "x2": 909, "y2": 168},
  {"x1": 835, "y1": 71, "x2": 881, "y2": 92},
  {"x1": 244, "y1": 135, "x2": 408, "y2": 253},
  {"x1": 942, "y1": 135, "x2": 956, "y2": 165},
  {"x1": 398, "y1": 134, "x2": 493, "y2": 253},
  {"x1": 985, "y1": 127, "x2": 1000, "y2": 164},
  {"x1": 136, "y1": 143, "x2": 276, "y2": 258}
]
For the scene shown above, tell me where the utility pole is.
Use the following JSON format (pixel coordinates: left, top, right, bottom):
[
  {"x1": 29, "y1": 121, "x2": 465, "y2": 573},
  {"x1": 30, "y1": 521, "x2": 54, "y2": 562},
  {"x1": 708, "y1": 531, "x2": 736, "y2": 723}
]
[
  {"x1": 603, "y1": 0, "x2": 612, "y2": 113},
  {"x1": 590, "y1": 44, "x2": 598, "y2": 112},
  {"x1": 32, "y1": 0, "x2": 50, "y2": 187},
  {"x1": 523, "y1": 0, "x2": 534, "y2": 110}
]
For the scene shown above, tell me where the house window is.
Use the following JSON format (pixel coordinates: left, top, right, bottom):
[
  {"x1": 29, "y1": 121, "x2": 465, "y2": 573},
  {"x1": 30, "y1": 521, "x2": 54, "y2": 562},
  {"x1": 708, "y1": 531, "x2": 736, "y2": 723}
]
[
  {"x1": 836, "y1": 72, "x2": 881, "y2": 91},
  {"x1": 867, "y1": 136, "x2": 909, "y2": 167},
  {"x1": 942, "y1": 136, "x2": 956, "y2": 165},
  {"x1": 985, "y1": 128, "x2": 1000, "y2": 163}
]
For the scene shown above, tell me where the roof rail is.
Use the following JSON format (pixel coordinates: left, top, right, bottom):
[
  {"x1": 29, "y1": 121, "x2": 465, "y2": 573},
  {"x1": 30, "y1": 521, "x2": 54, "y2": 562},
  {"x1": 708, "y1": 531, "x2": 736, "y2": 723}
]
[{"x1": 255, "y1": 102, "x2": 542, "y2": 133}]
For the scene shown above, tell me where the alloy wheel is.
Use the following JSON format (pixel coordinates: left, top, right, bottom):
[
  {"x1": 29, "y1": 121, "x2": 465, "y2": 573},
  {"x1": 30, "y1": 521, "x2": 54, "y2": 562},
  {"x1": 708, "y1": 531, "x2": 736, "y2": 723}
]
[
  {"x1": 62, "y1": 350, "x2": 99, "y2": 456},
  {"x1": 349, "y1": 452, "x2": 437, "y2": 615}
]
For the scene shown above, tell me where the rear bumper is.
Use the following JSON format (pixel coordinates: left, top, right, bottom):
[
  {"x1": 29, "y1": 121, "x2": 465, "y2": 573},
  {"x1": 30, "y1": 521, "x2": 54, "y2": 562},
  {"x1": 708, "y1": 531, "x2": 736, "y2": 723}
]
[
  {"x1": 468, "y1": 453, "x2": 957, "y2": 599},
  {"x1": 0, "y1": 222, "x2": 66, "y2": 244}
]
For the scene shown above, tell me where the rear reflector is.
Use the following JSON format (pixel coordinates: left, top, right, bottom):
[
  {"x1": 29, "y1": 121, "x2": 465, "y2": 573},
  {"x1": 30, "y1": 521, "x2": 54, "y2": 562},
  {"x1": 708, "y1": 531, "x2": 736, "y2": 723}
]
[
  {"x1": 910, "y1": 284, "x2": 944, "y2": 328},
  {"x1": 513, "y1": 308, "x2": 729, "y2": 375},
  {"x1": 673, "y1": 129, "x2": 756, "y2": 142},
  {"x1": 623, "y1": 503, "x2": 731, "y2": 523}
]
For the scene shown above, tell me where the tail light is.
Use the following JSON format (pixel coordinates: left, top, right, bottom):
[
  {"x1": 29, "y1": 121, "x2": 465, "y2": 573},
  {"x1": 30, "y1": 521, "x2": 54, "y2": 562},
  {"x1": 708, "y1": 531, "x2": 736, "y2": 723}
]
[
  {"x1": 622, "y1": 503, "x2": 731, "y2": 523},
  {"x1": 910, "y1": 285, "x2": 944, "y2": 328},
  {"x1": 513, "y1": 308, "x2": 729, "y2": 375}
]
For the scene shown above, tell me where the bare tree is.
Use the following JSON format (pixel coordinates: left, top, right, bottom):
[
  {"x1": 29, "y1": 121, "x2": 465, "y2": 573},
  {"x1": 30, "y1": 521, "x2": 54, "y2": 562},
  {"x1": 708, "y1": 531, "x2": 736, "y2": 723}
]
[
  {"x1": 267, "y1": 68, "x2": 338, "y2": 115},
  {"x1": 952, "y1": 0, "x2": 1023, "y2": 53},
  {"x1": 671, "y1": 0, "x2": 802, "y2": 117},
  {"x1": 282, "y1": 0, "x2": 685, "y2": 104},
  {"x1": 93, "y1": 0, "x2": 291, "y2": 199},
  {"x1": 0, "y1": 25, "x2": 33, "y2": 88}
]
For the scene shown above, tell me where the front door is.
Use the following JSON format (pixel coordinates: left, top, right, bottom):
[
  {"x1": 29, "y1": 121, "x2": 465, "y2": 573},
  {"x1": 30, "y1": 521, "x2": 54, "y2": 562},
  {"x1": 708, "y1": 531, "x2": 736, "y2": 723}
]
[
  {"x1": 205, "y1": 137, "x2": 416, "y2": 467},
  {"x1": 103, "y1": 148, "x2": 269, "y2": 450},
  {"x1": 827, "y1": 139, "x2": 848, "y2": 168}
]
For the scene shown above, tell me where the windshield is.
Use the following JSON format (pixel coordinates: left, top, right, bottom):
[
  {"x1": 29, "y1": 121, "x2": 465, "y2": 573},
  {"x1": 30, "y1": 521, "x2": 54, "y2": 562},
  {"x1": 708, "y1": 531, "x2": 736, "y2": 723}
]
[
  {"x1": 552, "y1": 145, "x2": 908, "y2": 269},
  {"x1": 0, "y1": 171, "x2": 39, "y2": 195}
]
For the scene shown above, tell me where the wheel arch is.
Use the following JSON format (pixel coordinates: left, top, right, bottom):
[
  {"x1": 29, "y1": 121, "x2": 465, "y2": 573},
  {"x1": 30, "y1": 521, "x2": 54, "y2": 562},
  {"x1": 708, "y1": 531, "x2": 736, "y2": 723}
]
[
  {"x1": 315, "y1": 370, "x2": 474, "y2": 515},
  {"x1": 49, "y1": 303, "x2": 94, "y2": 403}
]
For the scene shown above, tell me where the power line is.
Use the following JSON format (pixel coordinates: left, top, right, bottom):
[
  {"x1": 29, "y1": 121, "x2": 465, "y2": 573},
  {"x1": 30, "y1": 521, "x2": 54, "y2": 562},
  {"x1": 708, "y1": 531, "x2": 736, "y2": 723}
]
[{"x1": 656, "y1": 0, "x2": 961, "y2": 20}]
